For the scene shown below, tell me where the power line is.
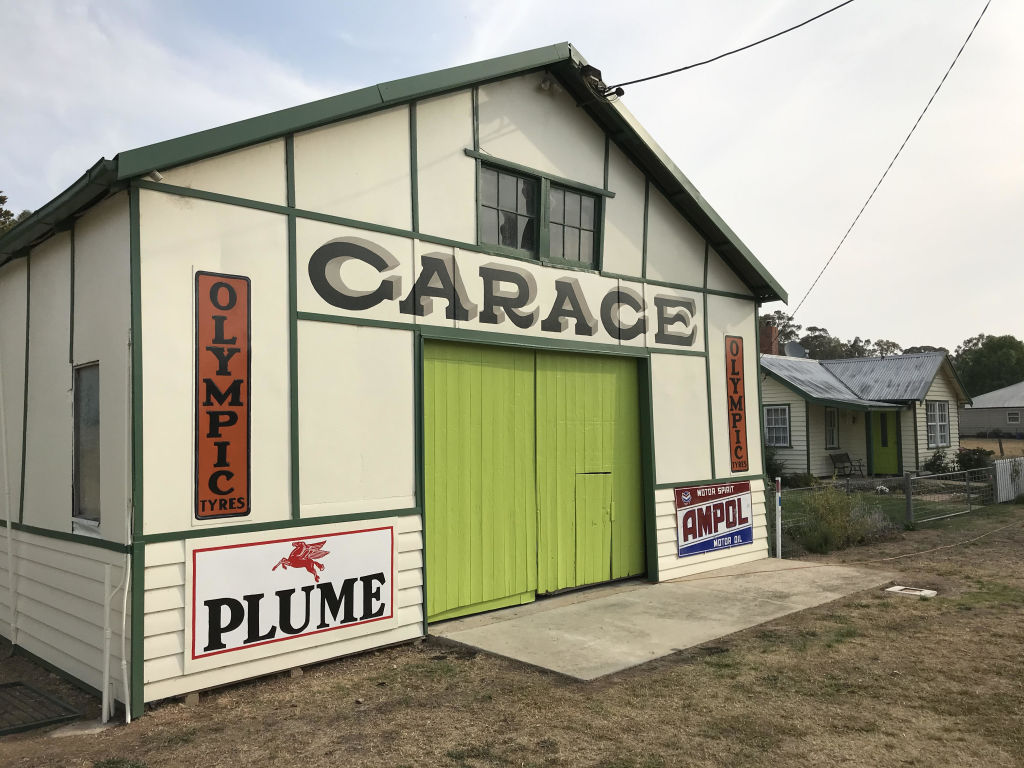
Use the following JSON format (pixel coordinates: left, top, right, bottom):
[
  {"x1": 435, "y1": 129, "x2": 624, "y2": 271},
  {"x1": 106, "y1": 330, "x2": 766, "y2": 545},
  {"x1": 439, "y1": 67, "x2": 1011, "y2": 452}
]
[
  {"x1": 792, "y1": 0, "x2": 993, "y2": 316},
  {"x1": 603, "y1": 0, "x2": 859, "y2": 93}
]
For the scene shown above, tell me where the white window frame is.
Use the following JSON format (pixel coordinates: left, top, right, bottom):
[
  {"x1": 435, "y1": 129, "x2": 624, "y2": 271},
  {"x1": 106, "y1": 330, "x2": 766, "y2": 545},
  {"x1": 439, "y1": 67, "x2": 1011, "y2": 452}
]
[
  {"x1": 926, "y1": 400, "x2": 950, "y2": 448},
  {"x1": 825, "y1": 407, "x2": 839, "y2": 450},
  {"x1": 1008, "y1": 411, "x2": 1020, "y2": 425},
  {"x1": 764, "y1": 405, "x2": 791, "y2": 447}
]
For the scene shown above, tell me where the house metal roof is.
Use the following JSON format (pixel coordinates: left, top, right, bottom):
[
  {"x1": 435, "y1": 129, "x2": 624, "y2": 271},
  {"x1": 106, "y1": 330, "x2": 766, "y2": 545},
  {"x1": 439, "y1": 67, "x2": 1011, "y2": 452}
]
[
  {"x1": 760, "y1": 355, "x2": 900, "y2": 411},
  {"x1": 821, "y1": 352, "x2": 969, "y2": 403},
  {"x1": 0, "y1": 43, "x2": 786, "y2": 303},
  {"x1": 965, "y1": 379, "x2": 1024, "y2": 409}
]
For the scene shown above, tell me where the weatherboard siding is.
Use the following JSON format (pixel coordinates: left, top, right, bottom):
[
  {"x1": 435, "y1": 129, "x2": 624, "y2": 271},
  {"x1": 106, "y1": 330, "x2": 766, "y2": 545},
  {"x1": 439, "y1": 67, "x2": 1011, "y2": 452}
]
[
  {"x1": 760, "y1": 375, "x2": 807, "y2": 475},
  {"x1": 915, "y1": 367, "x2": 962, "y2": 468},
  {"x1": 141, "y1": 515, "x2": 424, "y2": 703},
  {"x1": 0, "y1": 528, "x2": 129, "y2": 702},
  {"x1": 901, "y1": 408, "x2": 917, "y2": 472}
]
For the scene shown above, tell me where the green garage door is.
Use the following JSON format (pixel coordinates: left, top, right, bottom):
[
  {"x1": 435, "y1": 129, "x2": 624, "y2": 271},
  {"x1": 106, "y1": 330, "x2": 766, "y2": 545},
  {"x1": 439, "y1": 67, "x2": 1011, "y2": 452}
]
[{"x1": 424, "y1": 342, "x2": 645, "y2": 622}]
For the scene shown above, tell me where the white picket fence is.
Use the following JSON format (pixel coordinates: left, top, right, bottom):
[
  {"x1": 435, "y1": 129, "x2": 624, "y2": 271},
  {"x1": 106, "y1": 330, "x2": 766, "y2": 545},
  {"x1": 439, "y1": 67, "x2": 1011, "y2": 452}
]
[{"x1": 993, "y1": 457, "x2": 1024, "y2": 503}]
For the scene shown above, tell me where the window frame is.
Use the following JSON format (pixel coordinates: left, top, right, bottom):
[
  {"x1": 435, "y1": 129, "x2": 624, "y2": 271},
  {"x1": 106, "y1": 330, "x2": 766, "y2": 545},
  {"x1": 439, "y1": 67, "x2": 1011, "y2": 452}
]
[
  {"x1": 925, "y1": 400, "x2": 950, "y2": 448},
  {"x1": 471, "y1": 152, "x2": 609, "y2": 272},
  {"x1": 73, "y1": 361, "x2": 101, "y2": 525},
  {"x1": 1008, "y1": 411, "x2": 1020, "y2": 425},
  {"x1": 764, "y1": 404, "x2": 791, "y2": 448},
  {"x1": 477, "y1": 164, "x2": 541, "y2": 260},
  {"x1": 824, "y1": 407, "x2": 840, "y2": 450}
]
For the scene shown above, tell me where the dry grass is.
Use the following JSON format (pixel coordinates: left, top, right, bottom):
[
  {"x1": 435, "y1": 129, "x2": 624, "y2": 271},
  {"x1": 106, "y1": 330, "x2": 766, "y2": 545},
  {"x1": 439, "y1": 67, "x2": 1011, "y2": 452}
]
[
  {"x1": 960, "y1": 437, "x2": 1024, "y2": 458},
  {"x1": 3, "y1": 506, "x2": 1024, "y2": 768}
]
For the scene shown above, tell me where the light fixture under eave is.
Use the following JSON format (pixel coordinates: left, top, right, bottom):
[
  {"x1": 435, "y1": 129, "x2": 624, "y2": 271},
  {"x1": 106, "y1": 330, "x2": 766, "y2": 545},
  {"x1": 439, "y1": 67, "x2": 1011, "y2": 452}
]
[{"x1": 146, "y1": 170, "x2": 164, "y2": 183}]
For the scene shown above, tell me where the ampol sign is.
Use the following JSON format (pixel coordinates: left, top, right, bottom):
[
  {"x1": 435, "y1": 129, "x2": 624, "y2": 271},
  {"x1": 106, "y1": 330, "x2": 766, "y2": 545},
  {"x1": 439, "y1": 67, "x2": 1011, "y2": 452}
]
[
  {"x1": 674, "y1": 481, "x2": 754, "y2": 557},
  {"x1": 188, "y1": 525, "x2": 395, "y2": 669}
]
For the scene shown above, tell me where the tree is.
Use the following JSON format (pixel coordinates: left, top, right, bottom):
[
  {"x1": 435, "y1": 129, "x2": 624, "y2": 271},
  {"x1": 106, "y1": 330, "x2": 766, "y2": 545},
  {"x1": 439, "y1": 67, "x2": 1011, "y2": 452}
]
[
  {"x1": 800, "y1": 327, "x2": 850, "y2": 360},
  {"x1": 0, "y1": 190, "x2": 31, "y2": 235},
  {"x1": 871, "y1": 339, "x2": 903, "y2": 357},
  {"x1": 845, "y1": 336, "x2": 872, "y2": 358},
  {"x1": 953, "y1": 334, "x2": 1024, "y2": 397},
  {"x1": 760, "y1": 310, "x2": 802, "y2": 344},
  {"x1": 904, "y1": 344, "x2": 947, "y2": 355}
]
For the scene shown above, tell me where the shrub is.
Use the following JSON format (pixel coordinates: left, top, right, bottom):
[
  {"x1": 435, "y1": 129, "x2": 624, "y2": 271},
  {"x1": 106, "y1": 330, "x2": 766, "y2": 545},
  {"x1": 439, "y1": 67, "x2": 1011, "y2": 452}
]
[
  {"x1": 922, "y1": 449, "x2": 954, "y2": 475},
  {"x1": 782, "y1": 473, "x2": 817, "y2": 489},
  {"x1": 764, "y1": 445, "x2": 786, "y2": 480},
  {"x1": 784, "y1": 486, "x2": 897, "y2": 554},
  {"x1": 957, "y1": 446, "x2": 994, "y2": 470}
]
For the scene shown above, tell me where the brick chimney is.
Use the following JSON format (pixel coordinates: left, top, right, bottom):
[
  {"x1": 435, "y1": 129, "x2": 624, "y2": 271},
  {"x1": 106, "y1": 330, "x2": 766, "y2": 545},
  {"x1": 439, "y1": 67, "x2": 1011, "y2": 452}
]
[{"x1": 760, "y1": 323, "x2": 780, "y2": 355}]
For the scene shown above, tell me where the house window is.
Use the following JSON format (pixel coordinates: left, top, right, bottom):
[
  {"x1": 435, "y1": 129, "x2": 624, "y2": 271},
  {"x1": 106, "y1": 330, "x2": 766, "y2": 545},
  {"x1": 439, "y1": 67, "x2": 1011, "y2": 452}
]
[
  {"x1": 764, "y1": 405, "x2": 790, "y2": 447},
  {"x1": 1008, "y1": 412, "x2": 1020, "y2": 425},
  {"x1": 73, "y1": 363, "x2": 101, "y2": 524},
  {"x1": 479, "y1": 166, "x2": 539, "y2": 255},
  {"x1": 825, "y1": 407, "x2": 839, "y2": 450},
  {"x1": 549, "y1": 187, "x2": 597, "y2": 267},
  {"x1": 926, "y1": 400, "x2": 950, "y2": 448}
]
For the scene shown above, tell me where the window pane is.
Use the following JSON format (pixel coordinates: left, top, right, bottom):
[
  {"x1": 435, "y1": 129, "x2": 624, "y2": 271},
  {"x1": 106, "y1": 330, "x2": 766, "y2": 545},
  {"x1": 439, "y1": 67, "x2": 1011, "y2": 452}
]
[
  {"x1": 550, "y1": 223, "x2": 564, "y2": 260},
  {"x1": 499, "y1": 172, "x2": 517, "y2": 211},
  {"x1": 579, "y1": 230, "x2": 593, "y2": 266},
  {"x1": 480, "y1": 208, "x2": 499, "y2": 246},
  {"x1": 564, "y1": 226, "x2": 580, "y2": 261},
  {"x1": 581, "y1": 195, "x2": 595, "y2": 230},
  {"x1": 549, "y1": 188, "x2": 564, "y2": 224},
  {"x1": 565, "y1": 192, "x2": 581, "y2": 227},
  {"x1": 518, "y1": 215, "x2": 536, "y2": 252},
  {"x1": 74, "y1": 365, "x2": 101, "y2": 522},
  {"x1": 481, "y1": 167, "x2": 498, "y2": 208},
  {"x1": 499, "y1": 210, "x2": 518, "y2": 247},
  {"x1": 518, "y1": 177, "x2": 537, "y2": 215}
]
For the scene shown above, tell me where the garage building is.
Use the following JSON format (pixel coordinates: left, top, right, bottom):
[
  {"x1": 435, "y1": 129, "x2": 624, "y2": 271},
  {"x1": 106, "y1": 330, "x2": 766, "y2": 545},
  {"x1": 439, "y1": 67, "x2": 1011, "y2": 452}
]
[{"x1": 0, "y1": 43, "x2": 786, "y2": 719}]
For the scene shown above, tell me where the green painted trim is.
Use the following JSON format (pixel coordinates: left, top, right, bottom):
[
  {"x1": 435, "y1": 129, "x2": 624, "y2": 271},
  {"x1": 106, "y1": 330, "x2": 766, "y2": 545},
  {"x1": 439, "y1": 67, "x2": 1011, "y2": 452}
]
[
  {"x1": 654, "y1": 472, "x2": 770, "y2": 490},
  {"x1": 754, "y1": 309, "x2": 768, "y2": 479},
  {"x1": 464, "y1": 150, "x2": 614, "y2": 198},
  {"x1": 0, "y1": 520, "x2": 131, "y2": 553},
  {"x1": 912, "y1": 402, "x2": 920, "y2": 471},
  {"x1": 68, "y1": 224, "x2": 75, "y2": 364},
  {"x1": 648, "y1": 347, "x2": 706, "y2": 358},
  {"x1": 414, "y1": 333, "x2": 427, "y2": 635},
  {"x1": 471, "y1": 86, "x2": 479, "y2": 151},
  {"x1": 285, "y1": 134, "x2": 296, "y2": 208},
  {"x1": 409, "y1": 102, "x2": 419, "y2": 233},
  {"x1": 18, "y1": 253, "x2": 30, "y2": 525},
  {"x1": 896, "y1": 410, "x2": 904, "y2": 475},
  {"x1": 135, "y1": 179, "x2": 285, "y2": 215},
  {"x1": 643, "y1": 275, "x2": 754, "y2": 301},
  {"x1": 297, "y1": 311, "x2": 415, "y2": 332},
  {"x1": 136, "y1": 507, "x2": 421, "y2": 544},
  {"x1": 599, "y1": 134, "x2": 609, "y2": 273},
  {"x1": 702, "y1": 244, "x2": 716, "y2": 480},
  {"x1": 639, "y1": 357, "x2": 659, "y2": 582},
  {"x1": 641, "y1": 178, "x2": 649, "y2": 279},
  {"x1": 286, "y1": 136, "x2": 300, "y2": 521},
  {"x1": 3, "y1": 640, "x2": 103, "y2": 700},
  {"x1": 805, "y1": 401, "x2": 811, "y2": 474},
  {"x1": 600, "y1": 270, "x2": 644, "y2": 284},
  {"x1": 417, "y1": 325, "x2": 650, "y2": 358},
  {"x1": 128, "y1": 185, "x2": 143, "y2": 539},
  {"x1": 603, "y1": 134, "x2": 610, "y2": 191},
  {"x1": 538, "y1": 177, "x2": 551, "y2": 261},
  {"x1": 129, "y1": 540, "x2": 144, "y2": 718}
]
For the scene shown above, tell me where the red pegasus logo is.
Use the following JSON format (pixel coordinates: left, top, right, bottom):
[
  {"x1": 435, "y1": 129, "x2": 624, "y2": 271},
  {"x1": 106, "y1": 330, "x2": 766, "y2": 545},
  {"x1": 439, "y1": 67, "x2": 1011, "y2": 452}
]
[{"x1": 272, "y1": 540, "x2": 329, "y2": 582}]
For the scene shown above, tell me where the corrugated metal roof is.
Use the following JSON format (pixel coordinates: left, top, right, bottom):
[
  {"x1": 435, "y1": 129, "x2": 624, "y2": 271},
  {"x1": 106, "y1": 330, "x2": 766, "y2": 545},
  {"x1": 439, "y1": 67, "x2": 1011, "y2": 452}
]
[
  {"x1": 821, "y1": 353, "x2": 946, "y2": 402},
  {"x1": 966, "y1": 379, "x2": 1024, "y2": 409},
  {"x1": 760, "y1": 355, "x2": 898, "y2": 410}
]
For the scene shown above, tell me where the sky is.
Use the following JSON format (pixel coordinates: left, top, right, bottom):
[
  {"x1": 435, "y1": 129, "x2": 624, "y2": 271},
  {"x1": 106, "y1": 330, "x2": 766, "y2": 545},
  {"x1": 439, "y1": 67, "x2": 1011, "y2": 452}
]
[{"x1": 2, "y1": 0, "x2": 1021, "y2": 352}]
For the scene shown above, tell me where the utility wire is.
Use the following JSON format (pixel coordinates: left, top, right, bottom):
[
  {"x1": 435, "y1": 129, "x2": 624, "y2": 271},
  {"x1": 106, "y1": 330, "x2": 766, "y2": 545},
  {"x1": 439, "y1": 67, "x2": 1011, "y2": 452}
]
[
  {"x1": 792, "y1": 0, "x2": 993, "y2": 316},
  {"x1": 603, "y1": 0, "x2": 859, "y2": 93}
]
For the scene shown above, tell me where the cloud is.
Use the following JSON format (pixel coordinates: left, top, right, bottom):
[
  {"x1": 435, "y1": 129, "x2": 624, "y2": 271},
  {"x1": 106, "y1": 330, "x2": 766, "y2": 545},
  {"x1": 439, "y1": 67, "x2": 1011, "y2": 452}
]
[{"x1": 1, "y1": 0, "x2": 338, "y2": 210}]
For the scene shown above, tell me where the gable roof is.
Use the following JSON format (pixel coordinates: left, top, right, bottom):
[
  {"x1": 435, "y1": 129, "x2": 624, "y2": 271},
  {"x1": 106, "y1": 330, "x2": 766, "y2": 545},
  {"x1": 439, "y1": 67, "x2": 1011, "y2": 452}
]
[
  {"x1": 965, "y1": 379, "x2": 1024, "y2": 409},
  {"x1": 760, "y1": 355, "x2": 900, "y2": 411},
  {"x1": 0, "y1": 43, "x2": 786, "y2": 302},
  {"x1": 821, "y1": 352, "x2": 969, "y2": 403}
]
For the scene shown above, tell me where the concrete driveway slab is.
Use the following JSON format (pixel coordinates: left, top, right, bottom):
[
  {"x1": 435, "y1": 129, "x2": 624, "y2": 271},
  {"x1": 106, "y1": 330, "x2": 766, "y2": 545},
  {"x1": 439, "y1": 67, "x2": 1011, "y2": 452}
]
[{"x1": 431, "y1": 558, "x2": 896, "y2": 679}]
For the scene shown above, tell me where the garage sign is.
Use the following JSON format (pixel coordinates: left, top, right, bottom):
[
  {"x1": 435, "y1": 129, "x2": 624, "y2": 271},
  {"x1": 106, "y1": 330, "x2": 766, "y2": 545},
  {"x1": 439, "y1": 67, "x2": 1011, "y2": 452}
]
[{"x1": 674, "y1": 481, "x2": 753, "y2": 557}]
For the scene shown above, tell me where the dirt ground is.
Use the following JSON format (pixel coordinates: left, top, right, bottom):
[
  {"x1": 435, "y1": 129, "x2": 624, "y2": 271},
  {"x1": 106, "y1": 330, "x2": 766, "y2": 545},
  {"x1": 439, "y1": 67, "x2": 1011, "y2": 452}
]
[
  {"x1": 2, "y1": 506, "x2": 1023, "y2": 768},
  {"x1": 960, "y1": 437, "x2": 1024, "y2": 458}
]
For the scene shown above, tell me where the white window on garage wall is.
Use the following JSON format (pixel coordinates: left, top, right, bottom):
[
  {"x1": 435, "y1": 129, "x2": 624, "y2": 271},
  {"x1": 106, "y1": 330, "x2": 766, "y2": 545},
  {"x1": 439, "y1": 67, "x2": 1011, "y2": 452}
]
[
  {"x1": 764, "y1": 405, "x2": 791, "y2": 447},
  {"x1": 825, "y1": 407, "x2": 839, "y2": 450},
  {"x1": 1008, "y1": 411, "x2": 1020, "y2": 425},
  {"x1": 73, "y1": 363, "x2": 101, "y2": 531},
  {"x1": 926, "y1": 400, "x2": 950, "y2": 448}
]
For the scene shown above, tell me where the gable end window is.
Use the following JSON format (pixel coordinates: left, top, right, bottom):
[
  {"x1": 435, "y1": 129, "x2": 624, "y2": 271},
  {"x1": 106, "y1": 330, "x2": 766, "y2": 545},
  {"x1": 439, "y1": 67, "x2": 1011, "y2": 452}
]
[
  {"x1": 73, "y1": 363, "x2": 101, "y2": 526},
  {"x1": 926, "y1": 400, "x2": 950, "y2": 448},
  {"x1": 479, "y1": 166, "x2": 539, "y2": 254},
  {"x1": 825, "y1": 407, "x2": 839, "y2": 450},
  {"x1": 764, "y1": 405, "x2": 791, "y2": 447},
  {"x1": 1008, "y1": 411, "x2": 1020, "y2": 425}
]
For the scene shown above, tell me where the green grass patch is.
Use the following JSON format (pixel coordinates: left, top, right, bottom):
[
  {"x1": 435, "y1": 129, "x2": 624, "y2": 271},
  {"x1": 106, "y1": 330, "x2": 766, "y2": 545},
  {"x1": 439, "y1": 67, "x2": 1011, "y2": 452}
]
[
  {"x1": 954, "y1": 581, "x2": 1024, "y2": 609},
  {"x1": 94, "y1": 760, "x2": 148, "y2": 768}
]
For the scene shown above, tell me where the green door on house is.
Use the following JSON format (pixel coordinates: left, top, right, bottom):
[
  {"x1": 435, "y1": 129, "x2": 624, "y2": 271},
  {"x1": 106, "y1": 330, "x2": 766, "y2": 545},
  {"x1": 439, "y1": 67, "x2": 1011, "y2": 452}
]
[
  {"x1": 423, "y1": 341, "x2": 645, "y2": 622},
  {"x1": 870, "y1": 411, "x2": 899, "y2": 475}
]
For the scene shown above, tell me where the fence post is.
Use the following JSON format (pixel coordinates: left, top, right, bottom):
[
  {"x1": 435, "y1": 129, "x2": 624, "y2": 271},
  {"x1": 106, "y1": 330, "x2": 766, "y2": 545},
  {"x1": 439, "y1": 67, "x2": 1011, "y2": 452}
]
[
  {"x1": 966, "y1": 471, "x2": 973, "y2": 513},
  {"x1": 904, "y1": 471, "x2": 913, "y2": 528},
  {"x1": 775, "y1": 477, "x2": 782, "y2": 559}
]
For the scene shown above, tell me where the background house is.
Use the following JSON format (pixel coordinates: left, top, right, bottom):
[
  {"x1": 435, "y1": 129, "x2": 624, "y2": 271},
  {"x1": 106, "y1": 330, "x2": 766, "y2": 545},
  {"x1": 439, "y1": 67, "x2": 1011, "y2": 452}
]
[
  {"x1": 761, "y1": 352, "x2": 970, "y2": 476},
  {"x1": 960, "y1": 380, "x2": 1024, "y2": 437}
]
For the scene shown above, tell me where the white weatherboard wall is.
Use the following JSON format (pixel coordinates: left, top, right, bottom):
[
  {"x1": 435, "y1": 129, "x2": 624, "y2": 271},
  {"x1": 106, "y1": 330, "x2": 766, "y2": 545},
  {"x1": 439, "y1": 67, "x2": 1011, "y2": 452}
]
[
  {"x1": 416, "y1": 90, "x2": 476, "y2": 244},
  {"x1": 23, "y1": 233, "x2": 72, "y2": 533},
  {"x1": 836, "y1": 409, "x2": 870, "y2": 474},
  {"x1": 142, "y1": 516, "x2": 423, "y2": 702},
  {"x1": 0, "y1": 258, "x2": 27, "y2": 527},
  {"x1": 139, "y1": 191, "x2": 291, "y2": 535},
  {"x1": 73, "y1": 193, "x2": 132, "y2": 544},
  {"x1": 901, "y1": 407, "x2": 917, "y2": 472},
  {"x1": 297, "y1": 322, "x2": 415, "y2": 517},
  {"x1": 761, "y1": 375, "x2": 807, "y2": 476},
  {"x1": 916, "y1": 368, "x2": 962, "y2": 467},
  {"x1": 0, "y1": 529, "x2": 128, "y2": 700}
]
